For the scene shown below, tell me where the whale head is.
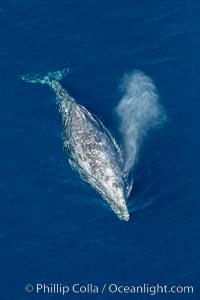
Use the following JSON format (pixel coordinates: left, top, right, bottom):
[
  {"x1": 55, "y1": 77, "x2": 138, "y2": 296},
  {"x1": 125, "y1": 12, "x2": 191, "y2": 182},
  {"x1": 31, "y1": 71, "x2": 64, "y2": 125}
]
[
  {"x1": 117, "y1": 204, "x2": 130, "y2": 221},
  {"x1": 103, "y1": 185, "x2": 130, "y2": 221},
  {"x1": 112, "y1": 196, "x2": 130, "y2": 221}
]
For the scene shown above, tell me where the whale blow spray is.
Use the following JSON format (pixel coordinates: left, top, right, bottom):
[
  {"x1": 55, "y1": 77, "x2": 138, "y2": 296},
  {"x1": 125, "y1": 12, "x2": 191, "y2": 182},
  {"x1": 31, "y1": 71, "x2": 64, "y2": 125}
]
[{"x1": 116, "y1": 71, "x2": 166, "y2": 173}]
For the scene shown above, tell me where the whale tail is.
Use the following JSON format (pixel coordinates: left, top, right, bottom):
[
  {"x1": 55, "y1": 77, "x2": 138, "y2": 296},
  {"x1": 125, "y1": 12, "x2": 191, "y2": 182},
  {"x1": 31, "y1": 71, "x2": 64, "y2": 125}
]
[{"x1": 21, "y1": 68, "x2": 69, "y2": 86}]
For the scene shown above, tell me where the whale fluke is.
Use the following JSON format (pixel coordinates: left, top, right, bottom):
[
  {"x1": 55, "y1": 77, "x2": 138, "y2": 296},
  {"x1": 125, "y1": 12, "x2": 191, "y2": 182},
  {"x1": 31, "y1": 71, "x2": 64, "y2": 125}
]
[{"x1": 21, "y1": 68, "x2": 69, "y2": 86}]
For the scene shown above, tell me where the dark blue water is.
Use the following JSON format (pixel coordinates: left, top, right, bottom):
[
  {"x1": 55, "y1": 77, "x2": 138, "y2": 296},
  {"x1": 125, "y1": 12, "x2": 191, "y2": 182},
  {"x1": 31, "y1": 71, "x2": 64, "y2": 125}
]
[{"x1": 1, "y1": 0, "x2": 200, "y2": 299}]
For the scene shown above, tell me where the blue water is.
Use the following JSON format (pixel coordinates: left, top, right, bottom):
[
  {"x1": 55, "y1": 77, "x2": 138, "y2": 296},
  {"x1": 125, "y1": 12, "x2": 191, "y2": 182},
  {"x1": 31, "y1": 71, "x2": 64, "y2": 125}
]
[{"x1": 1, "y1": 0, "x2": 200, "y2": 299}]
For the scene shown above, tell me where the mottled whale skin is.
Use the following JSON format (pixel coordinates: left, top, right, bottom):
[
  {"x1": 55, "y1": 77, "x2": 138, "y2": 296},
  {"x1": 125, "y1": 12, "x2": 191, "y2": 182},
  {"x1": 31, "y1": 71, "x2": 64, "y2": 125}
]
[{"x1": 21, "y1": 70, "x2": 130, "y2": 221}]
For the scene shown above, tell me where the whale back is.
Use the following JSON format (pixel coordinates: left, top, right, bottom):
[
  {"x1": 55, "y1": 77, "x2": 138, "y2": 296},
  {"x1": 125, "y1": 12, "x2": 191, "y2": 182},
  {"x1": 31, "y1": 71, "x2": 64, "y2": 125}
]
[{"x1": 60, "y1": 100, "x2": 129, "y2": 220}]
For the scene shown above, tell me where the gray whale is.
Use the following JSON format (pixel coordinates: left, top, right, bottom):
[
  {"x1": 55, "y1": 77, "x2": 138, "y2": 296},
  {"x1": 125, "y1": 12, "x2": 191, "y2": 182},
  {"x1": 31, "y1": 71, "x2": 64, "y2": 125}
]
[{"x1": 21, "y1": 69, "x2": 130, "y2": 221}]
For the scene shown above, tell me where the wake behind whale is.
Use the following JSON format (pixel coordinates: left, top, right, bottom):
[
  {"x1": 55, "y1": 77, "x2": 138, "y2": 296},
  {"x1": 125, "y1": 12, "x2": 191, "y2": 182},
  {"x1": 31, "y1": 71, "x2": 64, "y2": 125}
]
[{"x1": 21, "y1": 69, "x2": 165, "y2": 221}]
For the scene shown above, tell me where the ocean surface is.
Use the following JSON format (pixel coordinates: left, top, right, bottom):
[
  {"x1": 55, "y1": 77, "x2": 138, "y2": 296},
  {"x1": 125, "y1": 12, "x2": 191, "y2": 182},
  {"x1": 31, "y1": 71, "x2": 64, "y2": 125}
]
[{"x1": 0, "y1": 0, "x2": 200, "y2": 299}]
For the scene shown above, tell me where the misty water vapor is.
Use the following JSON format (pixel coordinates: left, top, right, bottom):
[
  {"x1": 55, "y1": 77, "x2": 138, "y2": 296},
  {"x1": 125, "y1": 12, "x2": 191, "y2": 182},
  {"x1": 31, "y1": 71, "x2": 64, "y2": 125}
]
[{"x1": 116, "y1": 71, "x2": 166, "y2": 172}]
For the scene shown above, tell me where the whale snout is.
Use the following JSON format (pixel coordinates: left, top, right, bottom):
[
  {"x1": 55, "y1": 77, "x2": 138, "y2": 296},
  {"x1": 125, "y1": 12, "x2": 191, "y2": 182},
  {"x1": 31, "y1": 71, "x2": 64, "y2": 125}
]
[
  {"x1": 106, "y1": 186, "x2": 130, "y2": 221},
  {"x1": 110, "y1": 192, "x2": 130, "y2": 221},
  {"x1": 115, "y1": 189, "x2": 130, "y2": 221},
  {"x1": 117, "y1": 206, "x2": 130, "y2": 221},
  {"x1": 120, "y1": 210, "x2": 130, "y2": 221}
]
